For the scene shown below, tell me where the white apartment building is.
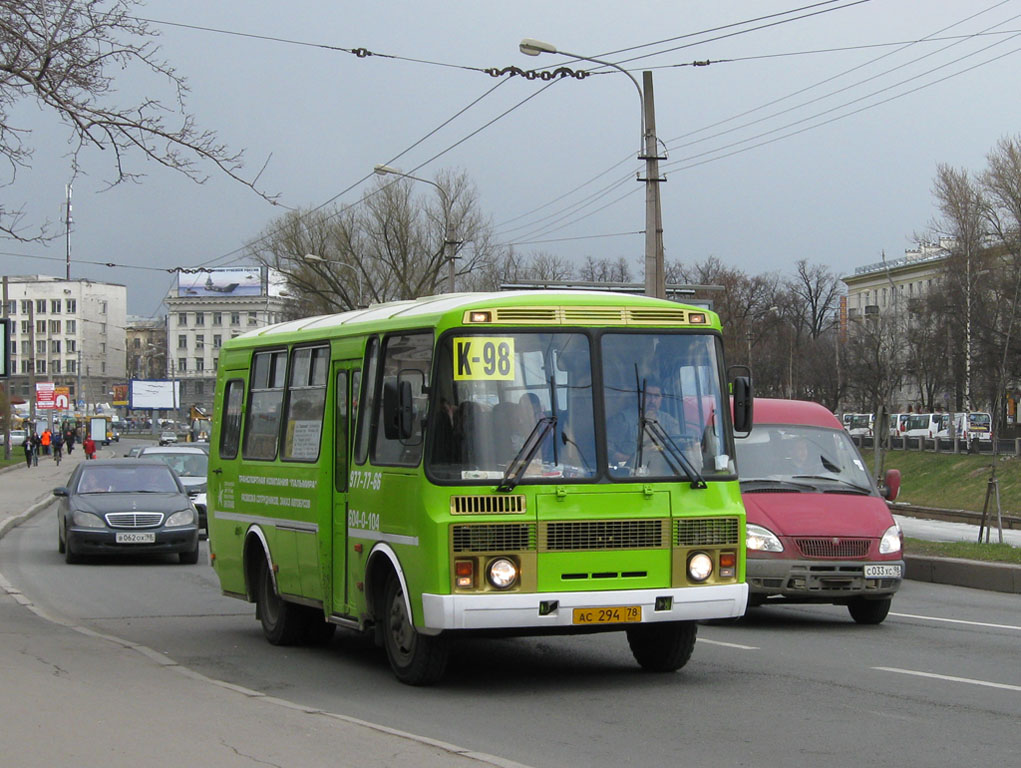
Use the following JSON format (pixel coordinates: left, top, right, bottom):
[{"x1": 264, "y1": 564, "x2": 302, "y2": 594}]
[
  {"x1": 841, "y1": 239, "x2": 951, "y2": 319},
  {"x1": 1, "y1": 275, "x2": 127, "y2": 410},
  {"x1": 163, "y1": 267, "x2": 292, "y2": 414}
]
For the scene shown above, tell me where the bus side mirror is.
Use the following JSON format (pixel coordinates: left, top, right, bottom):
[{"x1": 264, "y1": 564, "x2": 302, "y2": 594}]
[
  {"x1": 732, "y1": 375, "x2": 753, "y2": 433},
  {"x1": 881, "y1": 468, "x2": 901, "y2": 501},
  {"x1": 382, "y1": 380, "x2": 414, "y2": 440}
]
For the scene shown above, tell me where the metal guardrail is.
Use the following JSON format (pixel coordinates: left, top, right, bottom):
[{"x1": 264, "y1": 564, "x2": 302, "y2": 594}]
[
  {"x1": 852, "y1": 434, "x2": 1019, "y2": 456},
  {"x1": 891, "y1": 502, "x2": 1021, "y2": 530}
]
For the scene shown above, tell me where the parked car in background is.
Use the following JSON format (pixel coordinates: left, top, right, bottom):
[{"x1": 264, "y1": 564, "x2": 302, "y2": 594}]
[
  {"x1": 8, "y1": 429, "x2": 27, "y2": 447},
  {"x1": 903, "y1": 412, "x2": 941, "y2": 439},
  {"x1": 53, "y1": 459, "x2": 200, "y2": 564},
  {"x1": 967, "y1": 411, "x2": 993, "y2": 442},
  {"x1": 158, "y1": 430, "x2": 178, "y2": 446},
  {"x1": 736, "y1": 398, "x2": 904, "y2": 624},
  {"x1": 843, "y1": 412, "x2": 873, "y2": 437},
  {"x1": 138, "y1": 445, "x2": 208, "y2": 534},
  {"x1": 888, "y1": 413, "x2": 909, "y2": 437}
]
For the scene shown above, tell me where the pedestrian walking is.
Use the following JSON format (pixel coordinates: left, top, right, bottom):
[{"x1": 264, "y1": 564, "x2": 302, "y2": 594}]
[
  {"x1": 83, "y1": 435, "x2": 96, "y2": 460},
  {"x1": 64, "y1": 428, "x2": 75, "y2": 454},
  {"x1": 23, "y1": 439, "x2": 33, "y2": 468},
  {"x1": 30, "y1": 434, "x2": 40, "y2": 466}
]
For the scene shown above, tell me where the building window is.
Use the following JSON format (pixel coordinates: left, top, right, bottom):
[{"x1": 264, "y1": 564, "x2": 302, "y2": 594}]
[
  {"x1": 248, "y1": 311, "x2": 258, "y2": 325},
  {"x1": 100, "y1": 342, "x2": 106, "y2": 353},
  {"x1": 195, "y1": 381, "x2": 205, "y2": 396},
  {"x1": 178, "y1": 334, "x2": 187, "y2": 349},
  {"x1": 50, "y1": 340, "x2": 61, "y2": 353},
  {"x1": 21, "y1": 360, "x2": 30, "y2": 374},
  {"x1": 100, "y1": 300, "x2": 107, "y2": 314},
  {"x1": 48, "y1": 319, "x2": 60, "y2": 333},
  {"x1": 20, "y1": 300, "x2": 30, "y2": 315},
  {"x1": 5, "y1": 300, "x2": 14, "y2": 314},
  {"x1": 196, "y1": 358, "x2": 205, "y2": 372},
  {"x1": 195, "y1": 312, "x2": 205, "y2": 326},
  {"x1": 213, "y1": 334, "x2": 222, "y2": 349},
  {"x1": 67, "y1": 359, "x2": 76, "y2": 373},
  {"x1": 36, "y1": 340, "x2": 46, "y2": 355},
  {"x1": 65, "y1": 299, "x2": 76, "y2": 313},
  {"x1": 51, "y1": 299, "x2": 61, "y2": 313},
  {"x1": 231, "y1": 312, "x2": 240, "y2": 325},
  {"x1": 20, "y1": 320, "x2": 30, "y2": 334},
  {"x1": 195, "y1": 334, "x2": 204, "y2": 349},
  {"x1": 9, "y1": 341, "x2": 15, "y2": 354},
  {"x1": 101, "y1": 361, "x2": 106, "y2": 373},
  {"x1": 212, "y1": 312, "x2": 222, "y2": 325},
  {"x1": 51, "y1": 360, "x2": 61, "y2": 374},
  {"x1": 36, "y1": 320, "x2": 46, "y2": 334},
  {"x1": 133, "y1": 338, "x2": 141, "y2": 349},
  {"x1": 179, "y1": 313, "x2": 188, "y2": 327},
  {"x1": 178, "y1": 358, "x2": 187, "y2": 373},
  {"x1": 35, "y1": 299, "x2": 46, "y2": 314},
  {"x1": 66, "y1": 320, "x2": 76, "y2": 333},
  {"x1": 36, "y1": 359, "x2": 46, "y2": 373},
  {"x1": 66, "y1": 339, "x2": 76, "y2": 353}
]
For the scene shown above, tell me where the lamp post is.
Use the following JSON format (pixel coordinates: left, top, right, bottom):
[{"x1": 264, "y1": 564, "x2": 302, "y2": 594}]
[
  {"x1": 302, "y1": 254, "x2": 364, "y2": 308},
  {"x1": 373, "y1": 165, "x2": 458, "y2": 293},
  {"x1": 519, "y1": 38, "x2": 665, "y2": 298}
]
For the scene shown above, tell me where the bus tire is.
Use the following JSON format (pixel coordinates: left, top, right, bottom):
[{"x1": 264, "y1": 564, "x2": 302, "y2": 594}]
[
  {"x1": 256, "y1": 557, "x2": 307, "y2": 646},
  {"x1": 382, "y1": 572, "x2": 448, "y2": 685},
  {"x1": 847, "y1": 596, "x2": 891, "y2": 625},
  {"x1": 626, "y1": 620, "x2": 697, "y2": 672}
]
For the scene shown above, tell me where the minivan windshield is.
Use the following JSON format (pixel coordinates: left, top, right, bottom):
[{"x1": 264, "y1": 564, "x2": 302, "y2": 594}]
[{"x1": 736, "y1": 424, "x2": 874, "y2": 492}]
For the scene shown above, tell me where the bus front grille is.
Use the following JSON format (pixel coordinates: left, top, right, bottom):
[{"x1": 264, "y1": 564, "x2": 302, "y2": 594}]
[
  {"x1": 795, "y1": 538, "x2": 870, "y2": 558},
  {"x1": 675, "y1": 518, "x2": 740, "y2": 547},
  {"x1": 452, "y1": 523, "x2": 536, "y2": 553},
  {"x1": 450, "y1": 495, "x2": 526, "y2": 515},
  {"x1": 541, "y1": 519, "x2": 669, "y2": 551}
]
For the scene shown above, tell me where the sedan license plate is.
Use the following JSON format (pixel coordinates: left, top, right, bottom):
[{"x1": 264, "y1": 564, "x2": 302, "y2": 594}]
[
  {"x1": 572, "y1": 605, "x2": 642, "y2": 625},
  {"x1": 864, "y1": 564, "x2": 902, "y2": 579},
  {"x1": 115, "y1": 532, "x2": 156, "y2": 544}
]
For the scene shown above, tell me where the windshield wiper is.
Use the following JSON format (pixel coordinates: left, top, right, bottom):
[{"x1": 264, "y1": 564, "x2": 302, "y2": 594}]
[
  {"x1": 791, "y1": 474, "x2": 873, "y2": 494},
  {"x1": 497, "y1": 416, "x2": 556, "y2": 493},
  {"x1": 739, "y1": 478, "x2": 818, "y2": 492},
  {"x1": 642, "y1": 417, "x2": 708, "y2": 490}
]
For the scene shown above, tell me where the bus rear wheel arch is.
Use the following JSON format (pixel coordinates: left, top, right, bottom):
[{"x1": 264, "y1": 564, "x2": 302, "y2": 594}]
[{"x1": 254, "y1": 555, "x2": 335, "y2": 646}]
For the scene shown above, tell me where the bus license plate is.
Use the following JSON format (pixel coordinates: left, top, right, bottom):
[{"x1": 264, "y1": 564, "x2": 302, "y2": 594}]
[
  {"x1": 572, "y1": 606, "x2": 642, "y2": 625},
  {"x1": 116, "y1": 532, "x2": 156, "y2": 544},
  {"x1": 864, "y1": 564, "x2": 902, "y2": 578}
]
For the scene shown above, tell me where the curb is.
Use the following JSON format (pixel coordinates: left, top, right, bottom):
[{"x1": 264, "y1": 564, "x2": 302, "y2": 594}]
[{"x1": 903, "y1": 553, "x2": 1021, "y2": 593}]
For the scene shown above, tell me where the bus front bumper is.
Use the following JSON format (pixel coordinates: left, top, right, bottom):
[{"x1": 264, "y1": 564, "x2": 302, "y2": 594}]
[{"x1": 421, "y1": 583, "x2": 748, "y2": 631}]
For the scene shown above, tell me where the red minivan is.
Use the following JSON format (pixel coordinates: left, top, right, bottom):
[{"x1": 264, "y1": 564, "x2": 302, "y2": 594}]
[{"x1": 735, "y1": 399, "x2": 904, "y2": 624}]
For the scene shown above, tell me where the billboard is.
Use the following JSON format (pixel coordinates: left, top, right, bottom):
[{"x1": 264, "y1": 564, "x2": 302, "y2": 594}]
[
  {"x1": 112, "y1": 384, "x2": 129, "y2": 406},
  {"x1": 177, "y1": 267, "x2": 263, "y2": 297},
  {"x1": 129, "y1": 379, "x2": 181, "y2": 410}
]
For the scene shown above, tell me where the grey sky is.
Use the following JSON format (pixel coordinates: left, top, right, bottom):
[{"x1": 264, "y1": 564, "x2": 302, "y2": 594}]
[{"x1": 4, "y1": 0, "x2": 1021, "y2": 316}]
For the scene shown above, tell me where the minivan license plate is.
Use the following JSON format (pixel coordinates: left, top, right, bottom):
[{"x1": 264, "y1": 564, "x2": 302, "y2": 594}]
[
  {"x1": 116, "y1": 532, "x2": 156, "y2": 544},
  {"x1": 864, "y1": 564, "x2": 902, "y2": 578}
]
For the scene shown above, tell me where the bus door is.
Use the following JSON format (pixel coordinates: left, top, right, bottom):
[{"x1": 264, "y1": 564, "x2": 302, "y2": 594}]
[{"x1": 330, "y1": 360, "x2": 360, "y2": 617}]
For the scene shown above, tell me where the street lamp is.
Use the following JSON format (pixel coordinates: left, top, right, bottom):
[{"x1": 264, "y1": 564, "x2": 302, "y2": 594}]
[
  {"x1": 302, "y1": 254, "x2": 364, "y2": 308},
  {"x1": 373, "y1": 164, "x2": 459, "y2": 293},
  {"x1": 519, "y1": 38, "x2": 665, "y2": 298}
]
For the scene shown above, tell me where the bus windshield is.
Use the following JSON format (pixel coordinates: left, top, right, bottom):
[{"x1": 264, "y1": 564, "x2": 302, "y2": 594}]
[{"x1": 427, "y1": 330, "x2": 732, "y2": 483}]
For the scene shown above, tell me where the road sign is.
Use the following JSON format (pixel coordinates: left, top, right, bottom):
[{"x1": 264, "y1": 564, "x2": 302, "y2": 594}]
[
  {"x1": 36, "y1": 382, "x2": 55, "y2": 410},
  {"x1": 54, "y1": 393, "x2": 70, "y2": 410}
]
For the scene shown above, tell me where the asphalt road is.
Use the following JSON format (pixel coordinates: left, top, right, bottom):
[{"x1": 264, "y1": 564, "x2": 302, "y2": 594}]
[{"x1": 2, "y1": 507, "x2": 1018, "y2": 768}]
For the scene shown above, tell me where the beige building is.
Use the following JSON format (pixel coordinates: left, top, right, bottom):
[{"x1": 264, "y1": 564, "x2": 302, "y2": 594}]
[{"x1": 1, "y1": 275, "x2": 127, "y2": 413}]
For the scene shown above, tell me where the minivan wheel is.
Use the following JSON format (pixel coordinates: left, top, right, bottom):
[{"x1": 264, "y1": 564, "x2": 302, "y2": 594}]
[{"x1": 848, "y1": 596, "x2": 892, "y2": 625}]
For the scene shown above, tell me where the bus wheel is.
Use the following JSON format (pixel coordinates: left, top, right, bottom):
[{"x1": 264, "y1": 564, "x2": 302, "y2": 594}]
[
  {"x1": 847, "y1": 597, "x2": 891, "y2": 625},
  {"x1": 626, "y1": 621, "x2": 697, "y2": 672},
  {"x1": 382, "y1": 572, "x2": 448, "y2": 685},
  {"x1": 256, "y1": 557, "x2": 306, "y2": 645}
]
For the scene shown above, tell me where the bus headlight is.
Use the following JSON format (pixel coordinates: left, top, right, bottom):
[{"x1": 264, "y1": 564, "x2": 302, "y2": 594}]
[
  {"x1": 487, "y1": 558, "x2": 518, "y2": 589},
  {"x1": 879, "y1": 524, "x2": 902, "y2": 554},
  {"x1": 687, "y1": 552, "x2": 713, "y2": 583},
  {"x1": 746, "y1": 524, "x2": 784, "y2": 552}
]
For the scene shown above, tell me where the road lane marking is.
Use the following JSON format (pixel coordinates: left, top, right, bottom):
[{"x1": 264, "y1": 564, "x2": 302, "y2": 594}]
[
  {"x1": 697, "y1": 638, "x2": 759, "y2": 650},
  {"x1": 890, "y1": 612, "x2": 1021, "y2": 632},
  {"x1": 873, "y1": 667, "x2": 1021, "y2": 692}
]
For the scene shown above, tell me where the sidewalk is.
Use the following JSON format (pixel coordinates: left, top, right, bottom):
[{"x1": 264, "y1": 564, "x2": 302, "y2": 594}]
[{"x1": 0, "y1": 443, "x2": 529, "y2": 768}]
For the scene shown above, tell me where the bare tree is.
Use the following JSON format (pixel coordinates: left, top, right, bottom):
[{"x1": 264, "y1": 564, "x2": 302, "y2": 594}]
[
  {"x1": 250, "y1": 170, "x2": 504, "y2": 311},
  {"x1": 0, "y1": 0, "x2": 274, "y2": 238}
]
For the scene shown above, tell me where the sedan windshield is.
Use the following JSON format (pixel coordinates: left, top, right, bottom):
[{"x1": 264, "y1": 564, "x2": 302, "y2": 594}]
[
  {"x1": 76, "y1": 465, "x2": 181, "y2": 494},
  {"x1": 145, "y1": 453, "x2": 208, "y2": 477}
]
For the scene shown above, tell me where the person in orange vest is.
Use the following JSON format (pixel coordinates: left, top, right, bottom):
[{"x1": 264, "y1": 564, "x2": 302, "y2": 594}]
[{"x1": 41, "y1": 428, "x2": 52, "y2": 455}]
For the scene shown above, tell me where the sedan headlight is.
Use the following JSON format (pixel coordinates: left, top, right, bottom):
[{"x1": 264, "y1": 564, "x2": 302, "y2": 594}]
[
  {"x1": 746, "y1": 523, "x2": 784, "y2": 552},
  {"x1": 71, "y1": 510, "x2": 106, "y2": 528},
  {"x1": 879, "y1": 523, "x2": 902, "y2": 554},
  {"x1": 165, "y1": 508, "x2": 197, "y2": 527}
]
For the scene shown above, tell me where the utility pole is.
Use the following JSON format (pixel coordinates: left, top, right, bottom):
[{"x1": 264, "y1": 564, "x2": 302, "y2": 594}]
[
  {"x1": 65, "y1": 184, "x2": 73, "y2": 280},
  {"x1": 641, "y1": 71, "x2": 666, "y2": 299}
]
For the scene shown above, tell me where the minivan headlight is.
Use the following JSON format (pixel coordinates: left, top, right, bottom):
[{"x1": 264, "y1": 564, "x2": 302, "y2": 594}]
[
  {"x1": 746, "y1": 523, "x2": 784, "y2": 552},
  {"x1": 879, "y1": 524, "x2": 902, "y2": 554}
]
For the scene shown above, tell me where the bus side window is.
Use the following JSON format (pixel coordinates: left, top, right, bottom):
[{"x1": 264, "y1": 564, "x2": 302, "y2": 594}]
[
  {"x1": 243, "y1": 350, "x2": 287, "y2": 460},
  {"x1": 354, "y1": 338, "x2": 380, "y2": 465},
  {"x1": 372, "y1": 332, "x2": 433, "y2": 467},
  {"x1": 219, "y1": 379, "x2": 244, "y2": 460},
  {"x1": 335, "y1": 371, "x2": 348, "y2": 492}
]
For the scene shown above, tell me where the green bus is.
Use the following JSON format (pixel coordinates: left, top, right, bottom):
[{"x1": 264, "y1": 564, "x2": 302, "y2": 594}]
[{"x1": 208, "y1": 290, "x2": 753, "y2": 684}]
